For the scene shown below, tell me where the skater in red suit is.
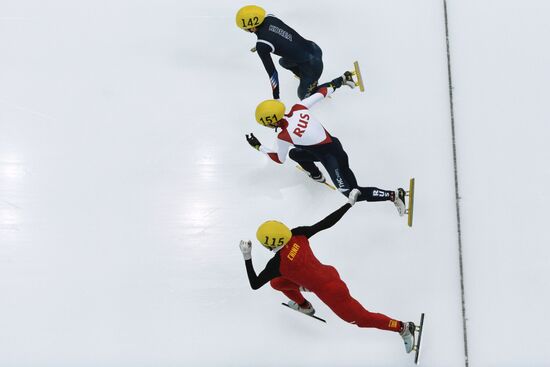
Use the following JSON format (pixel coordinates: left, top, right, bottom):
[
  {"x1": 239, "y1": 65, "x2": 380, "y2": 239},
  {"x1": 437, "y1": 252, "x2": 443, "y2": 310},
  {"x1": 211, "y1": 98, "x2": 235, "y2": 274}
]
[{"x1": 239, "y1": 189, "x2": 416, "y2": 353}]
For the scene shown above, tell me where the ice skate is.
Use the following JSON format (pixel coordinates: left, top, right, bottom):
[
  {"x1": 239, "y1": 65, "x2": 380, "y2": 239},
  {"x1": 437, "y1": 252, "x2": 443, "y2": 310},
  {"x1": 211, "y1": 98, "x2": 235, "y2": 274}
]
[
  {"x1": 295, "y1": 165, "x2": 336, "y2": 190},
  {"x1": 399, "y1": 321, "x2": 416, "y2": 353},
  {"x1": 342, "y1": 71, "x2": 356, "y2": 88},
  {"x1": 307, "y1": 171, "x2": 326, "y2": 184},
  {"x1": 347, "y1": 188, "x2": 361, "y2": 206},
  {"x1": 286, "y1": 300, "x2": 315, "y2": 316},
  {"x1": 393, "y1": 188, "x2": 406, "y2": 217}
]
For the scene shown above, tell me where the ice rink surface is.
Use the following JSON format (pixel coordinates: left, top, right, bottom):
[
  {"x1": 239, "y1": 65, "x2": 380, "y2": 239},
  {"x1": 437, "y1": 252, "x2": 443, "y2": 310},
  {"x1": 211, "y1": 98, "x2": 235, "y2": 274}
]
[{"x1": 1, "y1": 0, "x2": 550, "y2": 366}]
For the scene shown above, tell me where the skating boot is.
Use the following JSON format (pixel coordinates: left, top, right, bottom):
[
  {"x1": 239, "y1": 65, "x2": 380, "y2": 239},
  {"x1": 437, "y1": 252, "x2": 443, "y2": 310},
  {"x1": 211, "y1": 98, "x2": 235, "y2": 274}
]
[
  {"x1": 328, "y1": 72, "x2": 356, "y2": 90},
  {"x1": 347, "y1": 188, "x2": 361, "y2": 206},
  {"x1": 393, "y1": 188, "x2": 406, "y2": 216},
  {"x1": 308, "y1": 171, "x2": 326, "y2": 184},
  {"x1": 287, "y1": 300, "x2": 315, "y2": 316},
  {"x1": 342, "y1": 71, "x2": 357, "y2": 88},
  {"x1": 399, "y1": 321, "x2": 416, "y2": 353}
]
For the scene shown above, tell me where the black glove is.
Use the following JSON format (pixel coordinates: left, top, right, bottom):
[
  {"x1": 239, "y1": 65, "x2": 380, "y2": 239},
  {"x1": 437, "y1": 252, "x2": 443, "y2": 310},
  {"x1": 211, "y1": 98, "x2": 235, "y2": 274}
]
[{"x1": 246, "y1": 133, "x2": 261, "y2": 150}]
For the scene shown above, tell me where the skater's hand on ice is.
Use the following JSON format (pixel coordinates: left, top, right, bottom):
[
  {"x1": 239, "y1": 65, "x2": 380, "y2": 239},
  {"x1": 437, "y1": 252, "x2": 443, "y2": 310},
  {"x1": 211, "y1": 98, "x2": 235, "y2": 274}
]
[
  {"x1": 246, "y1": 133, "x2": 261, "y2": 150},
  {"x1": 239, "y1": 240, "x2": 252, "y2": 260},
  {"x1": 347, "y1": 189, "x2": 361, "y2": 206}
]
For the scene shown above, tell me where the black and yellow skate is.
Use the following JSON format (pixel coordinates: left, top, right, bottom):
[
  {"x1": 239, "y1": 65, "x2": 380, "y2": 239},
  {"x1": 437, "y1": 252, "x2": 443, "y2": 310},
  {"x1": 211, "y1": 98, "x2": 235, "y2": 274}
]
[{"x1": 394, "y1": 178, "x2": 415, "y2": 227}]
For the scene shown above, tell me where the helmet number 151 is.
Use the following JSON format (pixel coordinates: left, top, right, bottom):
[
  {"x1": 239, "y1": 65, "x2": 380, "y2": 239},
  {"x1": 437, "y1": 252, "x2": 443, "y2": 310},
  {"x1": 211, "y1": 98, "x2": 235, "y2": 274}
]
[{"x1": 260, "y1": 114, "x2": 278, "y2": 126}]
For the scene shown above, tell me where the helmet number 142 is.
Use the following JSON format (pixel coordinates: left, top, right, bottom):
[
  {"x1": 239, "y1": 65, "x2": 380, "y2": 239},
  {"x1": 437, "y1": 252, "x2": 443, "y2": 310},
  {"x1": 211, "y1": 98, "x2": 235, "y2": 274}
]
[{"x1": 241, "y1": 17, "x2": 260, "y2": 28}]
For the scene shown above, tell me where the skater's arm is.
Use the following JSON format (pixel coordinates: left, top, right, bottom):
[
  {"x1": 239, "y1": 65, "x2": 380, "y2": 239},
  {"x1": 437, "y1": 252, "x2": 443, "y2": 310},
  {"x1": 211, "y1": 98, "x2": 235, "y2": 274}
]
[
  {"x1": 259, "y1": 138, "x2": 292, "y2": 164},
  {"x1": 246, "y1": 133, "x2": 291, "y2": 164},
  {"x1": 292, "y1": 203, "x2": 352, "y2": 239},
  {"x1": 244, "y1": 255, "x2": 281, "y2": 290},
  {"x1": 256, "y1": 42, "x2": 280, "y2": 100}
]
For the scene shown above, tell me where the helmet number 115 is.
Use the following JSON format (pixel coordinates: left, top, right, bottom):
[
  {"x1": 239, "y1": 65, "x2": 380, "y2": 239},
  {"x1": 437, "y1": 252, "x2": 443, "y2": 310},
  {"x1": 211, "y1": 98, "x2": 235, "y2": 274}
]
[{"x1": 264, "y1": 236, "x2": 285, "y2": 248}]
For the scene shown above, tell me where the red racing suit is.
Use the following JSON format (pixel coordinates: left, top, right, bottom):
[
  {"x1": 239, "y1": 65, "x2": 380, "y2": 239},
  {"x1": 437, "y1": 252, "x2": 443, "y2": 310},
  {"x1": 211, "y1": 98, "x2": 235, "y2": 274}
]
[{"x1": 243, "y1": 203, "x2": 402, "y2": 332}]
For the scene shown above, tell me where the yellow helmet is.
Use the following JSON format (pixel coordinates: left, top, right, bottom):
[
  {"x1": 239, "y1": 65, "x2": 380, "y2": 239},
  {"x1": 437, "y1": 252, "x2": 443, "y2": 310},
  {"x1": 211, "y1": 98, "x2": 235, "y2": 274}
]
[
  {"x1": 236, "y1": 5, "x2": 266, "y2": 30},
  {"x1": 256, "y1": 220, "x2": 292, "y2": 250},
  {"x1": 255, "y1": 99, "x2": 286, "y2": 128}
]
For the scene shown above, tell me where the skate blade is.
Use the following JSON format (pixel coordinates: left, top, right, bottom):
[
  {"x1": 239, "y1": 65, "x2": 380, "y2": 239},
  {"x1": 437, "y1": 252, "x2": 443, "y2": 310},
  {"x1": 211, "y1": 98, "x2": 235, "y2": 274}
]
[
  {"x1": 407, "y1": 178, "x2": 415, "y2": 227},
  {"x1": 281, "y1": 302, "x2": 327, "y2": 323},
  {"x1": 414, "y1": 313, "x2": 425, "y2": 364},
  {"x1": 349, "y1": 71, "x2": 361, "y2": 88},
  {"x1": 353, "y1": 61, "x2": 365, "y2": 92}
]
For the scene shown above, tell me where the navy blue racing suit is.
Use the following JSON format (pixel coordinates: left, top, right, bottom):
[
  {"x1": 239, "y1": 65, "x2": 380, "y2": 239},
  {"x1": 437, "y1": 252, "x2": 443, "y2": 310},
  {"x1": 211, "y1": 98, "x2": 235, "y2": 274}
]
[{"x1": 254, "y1": 15, "x2": 323, "y2": 100}]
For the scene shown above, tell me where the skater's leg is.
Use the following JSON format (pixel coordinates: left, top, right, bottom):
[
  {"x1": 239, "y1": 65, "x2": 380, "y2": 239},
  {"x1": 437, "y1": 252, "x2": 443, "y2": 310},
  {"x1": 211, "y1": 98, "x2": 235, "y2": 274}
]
[
  {"x1": 289, "y1": 148, "x2": 322, "y2": 177},
  {"x1": 297, "y1": 43, "x2": 323, "y2": 99},
  {"x1": 270, "y1": 277, "x2": 306, "y2": 305},
  {"x1": 355, "y1": 187, "x2": 395, "y2": 202},
  {"x1": 322, "y1": 154, "x2": 356, "y2": 194},
  {"x1": 325, "y1": 138, "x2": 394, "y2": 202},
  {"x1": 320, "y1": 139, "x2": 358, "y2": 194},
  {"x1": 315, "y1": 271, "x2": 402, "y2": 332},
  {"x1": 279, "y1": 58, "x2": 301, "y2": 78},
  {"x1": 298, "y1": 77, "x2": 319, "y2": 101}
]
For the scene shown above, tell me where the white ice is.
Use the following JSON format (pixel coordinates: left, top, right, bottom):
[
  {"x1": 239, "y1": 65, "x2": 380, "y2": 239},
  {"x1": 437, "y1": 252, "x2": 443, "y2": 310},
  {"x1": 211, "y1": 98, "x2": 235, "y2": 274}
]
[{"x1": 1, "y1": 0, "x2": 549, "y2": 366}]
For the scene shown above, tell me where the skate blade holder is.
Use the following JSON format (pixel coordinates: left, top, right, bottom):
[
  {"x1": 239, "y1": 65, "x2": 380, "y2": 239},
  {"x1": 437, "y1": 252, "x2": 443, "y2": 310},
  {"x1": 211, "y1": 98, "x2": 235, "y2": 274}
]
[
  {"x1": 349, "y1": 71, "x2": 361, "y2": 87},
  {"x1": 351, "y1": 73, "x2": 360, "y2": 86},
  {"x1": 412, "y1": 326, "x2": 422, "y2": 352},
  {"x1": 405, "y1": 190, "x2": 411, "y2": 215}
]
